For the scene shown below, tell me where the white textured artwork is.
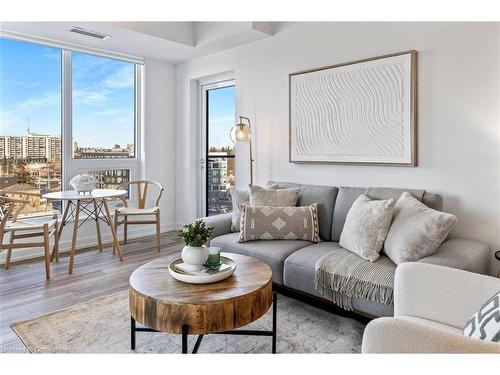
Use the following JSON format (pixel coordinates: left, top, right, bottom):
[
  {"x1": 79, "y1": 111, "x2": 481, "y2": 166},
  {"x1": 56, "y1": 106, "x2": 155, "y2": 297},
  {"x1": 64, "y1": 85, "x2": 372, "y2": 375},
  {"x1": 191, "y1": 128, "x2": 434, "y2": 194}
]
[{"x1": 290, "y1": 51, "x2": 416, "y2": 165}]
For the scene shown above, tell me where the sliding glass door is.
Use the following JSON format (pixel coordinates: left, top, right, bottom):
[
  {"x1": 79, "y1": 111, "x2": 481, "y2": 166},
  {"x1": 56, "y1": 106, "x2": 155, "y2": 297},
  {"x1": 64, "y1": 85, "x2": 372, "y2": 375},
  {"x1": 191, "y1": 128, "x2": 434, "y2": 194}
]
[{"x1": 201, "y1": 82, "x2": 235, "y2": 216}]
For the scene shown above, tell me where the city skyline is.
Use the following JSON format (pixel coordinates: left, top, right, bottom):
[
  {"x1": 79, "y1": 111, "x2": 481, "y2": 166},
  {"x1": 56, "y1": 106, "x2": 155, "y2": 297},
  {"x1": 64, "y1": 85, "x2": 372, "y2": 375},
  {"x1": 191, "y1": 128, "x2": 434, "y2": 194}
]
[{"x1": 0, "y1": 38, "x2": 135, "y2": 148}]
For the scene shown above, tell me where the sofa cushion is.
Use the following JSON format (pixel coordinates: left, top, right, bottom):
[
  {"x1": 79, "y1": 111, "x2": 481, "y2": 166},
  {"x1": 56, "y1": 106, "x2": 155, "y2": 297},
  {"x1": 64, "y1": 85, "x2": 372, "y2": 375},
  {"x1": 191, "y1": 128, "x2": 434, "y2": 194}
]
[
  {"x1": 332, "y1": 187, "x2": 444, "y2": 242},
  {"x1": 268, "y1": 181, "x2": 338, "y2": 241},
  {"x1": 250, "y1": 187, "x2": 300, "y2": 206},
  {"x1": 331, "y1": 186, "x2": 366, "y2": 242},
  {"x1": 422, "y1": 192, "x2": 443, "y2": 211},
  {"x1": 230, "y1": 184, "x2": 279, "y2": 232},
  {"x1": 210, "y1": 232, "x2": 311, "y2": 284},
  {"x1": 418, "y1": 238, "x2": 491, "y2": 274},
  {"x1": 283, "y1": 242, "x2": 394, "y2": 317}
]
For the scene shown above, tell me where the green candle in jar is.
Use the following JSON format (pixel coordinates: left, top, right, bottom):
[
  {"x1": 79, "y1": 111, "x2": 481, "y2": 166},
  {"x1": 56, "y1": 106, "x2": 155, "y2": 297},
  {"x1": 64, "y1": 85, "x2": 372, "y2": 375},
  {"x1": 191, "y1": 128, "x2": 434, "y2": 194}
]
[{"x1": 206, "y1": 247, "x2": 221, "y2": 266}]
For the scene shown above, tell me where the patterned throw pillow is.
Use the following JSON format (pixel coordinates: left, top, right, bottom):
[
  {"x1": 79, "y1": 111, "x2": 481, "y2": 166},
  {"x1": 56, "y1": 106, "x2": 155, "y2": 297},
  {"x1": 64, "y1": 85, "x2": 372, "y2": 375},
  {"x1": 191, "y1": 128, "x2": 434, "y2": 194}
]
[
  {"x1": 230, "y1": 184, "x2": 278, "y2": 232},
  {"x1": 464, "y1": 291, "x2": 500, "y2": 342},
  {"x1": 238, "y1": 204, "x2": 320, "y2": 243}
]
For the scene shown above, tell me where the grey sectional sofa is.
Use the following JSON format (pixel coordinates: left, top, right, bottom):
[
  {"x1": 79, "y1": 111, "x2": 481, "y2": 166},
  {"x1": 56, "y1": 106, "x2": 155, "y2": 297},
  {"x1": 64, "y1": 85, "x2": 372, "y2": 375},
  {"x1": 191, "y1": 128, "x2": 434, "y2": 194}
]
[{"x1": 200, "y1": 181, "x2": 491, "y2": 318}]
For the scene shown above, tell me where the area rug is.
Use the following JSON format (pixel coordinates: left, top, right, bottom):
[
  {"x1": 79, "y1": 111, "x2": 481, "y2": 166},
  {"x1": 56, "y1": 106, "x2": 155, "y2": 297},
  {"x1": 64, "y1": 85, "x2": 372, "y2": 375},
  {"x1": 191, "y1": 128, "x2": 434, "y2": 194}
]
[{"x1": 11, "y1": 290, "x2": 366, "y2": 353}]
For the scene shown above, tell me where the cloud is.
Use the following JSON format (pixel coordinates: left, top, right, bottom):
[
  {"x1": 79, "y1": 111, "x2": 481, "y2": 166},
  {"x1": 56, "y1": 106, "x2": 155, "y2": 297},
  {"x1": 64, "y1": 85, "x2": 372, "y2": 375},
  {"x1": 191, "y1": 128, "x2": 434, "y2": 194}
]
[
  {"x1": 41, "y1": 48, "x2": 61, "y2": 61},
  {"x1": 210, "y1": 116, "x2": 235, "y2": 125},
  {"x1": 4, "y1": 80, "x2": 42, "y2": 89},
  {"x1": 9, "y1": 91, "x2": 61, "y2": 112},
  {"x1": 103, "y1": 66, "x2": 134, "y2": 89},
  {"x1": 92, "y1": 108, "x2": 129, "y2": 116},
  {"x1": 73, "y1": 89, "x2": 110, "y2": 106}
]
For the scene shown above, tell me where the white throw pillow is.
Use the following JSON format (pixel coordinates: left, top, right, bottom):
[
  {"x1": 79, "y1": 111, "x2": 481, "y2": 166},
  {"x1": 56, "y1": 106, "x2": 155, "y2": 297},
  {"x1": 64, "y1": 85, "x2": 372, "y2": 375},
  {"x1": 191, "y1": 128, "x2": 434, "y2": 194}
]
[
  {"x1": 464, "y1": 291, "x2": 500, "y2": 342},
  {"x1": 339, "y1": 194, "x2": 394, "y2": 262},
  {"x1": 384, "y1": 192, "x2": 457, "y2": 265}
]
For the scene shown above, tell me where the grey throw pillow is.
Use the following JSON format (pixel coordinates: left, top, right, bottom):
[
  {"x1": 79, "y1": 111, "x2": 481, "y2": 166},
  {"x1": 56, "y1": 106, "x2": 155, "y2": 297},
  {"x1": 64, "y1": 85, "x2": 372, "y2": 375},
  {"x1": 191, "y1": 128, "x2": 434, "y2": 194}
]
[
  {"x1": 339, "y1": 194, "x2": 395, "y2": 262},
  {"x1": 230, "y1": 184, "x2": 278, "y2": 232},
  {"x1": 238, "y1": 203, "x2": 320, "y2": 243},
  {"x1": 464, "y1": 291, "x2": 500, "y2": 342},
  {"x1": 250, "y1": 187, "x2": 299, "y2": 207},
  {"x1": 384, "y1": 192, "x2": 457, "y2": 265}
]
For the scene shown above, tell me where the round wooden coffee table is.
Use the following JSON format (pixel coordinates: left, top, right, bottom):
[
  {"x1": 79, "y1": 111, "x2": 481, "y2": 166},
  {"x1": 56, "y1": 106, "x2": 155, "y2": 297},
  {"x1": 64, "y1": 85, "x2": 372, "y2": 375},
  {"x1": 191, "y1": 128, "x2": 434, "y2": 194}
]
[{"x1": 129, "y1": 252, "x2": 276, "y2": 353}]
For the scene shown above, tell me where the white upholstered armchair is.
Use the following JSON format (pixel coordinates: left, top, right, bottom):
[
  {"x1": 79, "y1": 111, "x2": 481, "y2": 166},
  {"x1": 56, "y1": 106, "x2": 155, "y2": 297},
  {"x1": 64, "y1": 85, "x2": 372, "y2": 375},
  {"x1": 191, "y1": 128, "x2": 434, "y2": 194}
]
[{"x1": 362, "y1": 262, "x2": 500, "y2": 353}]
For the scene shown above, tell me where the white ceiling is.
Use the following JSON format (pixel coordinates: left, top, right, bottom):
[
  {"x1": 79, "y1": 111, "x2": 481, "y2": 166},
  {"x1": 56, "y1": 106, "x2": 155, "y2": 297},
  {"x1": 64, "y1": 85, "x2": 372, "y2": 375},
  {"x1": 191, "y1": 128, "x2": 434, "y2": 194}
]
[{"x1": 0, "y1": 21, "x2": 276, "y2": 63}]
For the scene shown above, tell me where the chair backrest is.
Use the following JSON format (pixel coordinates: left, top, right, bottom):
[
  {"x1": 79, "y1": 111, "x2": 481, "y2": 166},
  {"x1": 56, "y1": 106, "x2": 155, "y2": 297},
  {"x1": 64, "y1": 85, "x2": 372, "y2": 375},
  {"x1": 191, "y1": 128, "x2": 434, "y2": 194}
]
[
  {"x1": 0, "y1": 195, "x2": 29, "y2": 243},
  {"x1": 123, "y1": 180, "x2": 164, "y2": 209}
]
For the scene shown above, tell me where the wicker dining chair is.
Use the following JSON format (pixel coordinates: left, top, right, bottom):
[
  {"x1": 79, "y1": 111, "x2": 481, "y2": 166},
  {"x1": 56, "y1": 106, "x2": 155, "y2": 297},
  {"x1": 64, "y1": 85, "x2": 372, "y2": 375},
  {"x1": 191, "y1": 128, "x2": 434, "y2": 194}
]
[
  {"x1": 0, "y1": 193, "x2": 59, "y2": 280},
  {"x1": 114, "y1": 180, "x2": 164, "y2": 252}
]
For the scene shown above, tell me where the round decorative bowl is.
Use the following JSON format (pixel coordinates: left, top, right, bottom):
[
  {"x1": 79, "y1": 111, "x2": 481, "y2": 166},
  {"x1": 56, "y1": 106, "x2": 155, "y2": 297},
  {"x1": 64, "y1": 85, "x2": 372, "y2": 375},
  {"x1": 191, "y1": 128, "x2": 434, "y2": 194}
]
[{"x1": 168, "y1": 256, "x2": 237, "y2": 284}]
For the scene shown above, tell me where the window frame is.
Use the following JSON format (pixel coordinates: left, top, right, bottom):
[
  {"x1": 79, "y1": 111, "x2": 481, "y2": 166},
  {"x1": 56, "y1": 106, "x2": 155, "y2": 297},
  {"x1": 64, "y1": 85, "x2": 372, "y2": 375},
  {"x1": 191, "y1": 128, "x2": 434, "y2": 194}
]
[
  {"x1": 62, "y1": 50, "x2": 143, "y2": 201},
  {"x1": 0, "y1": 35, "x2": 143, "y2": 213},
  {"x1": 201, "y1": 81, "x2": 236, "y2": 216}
]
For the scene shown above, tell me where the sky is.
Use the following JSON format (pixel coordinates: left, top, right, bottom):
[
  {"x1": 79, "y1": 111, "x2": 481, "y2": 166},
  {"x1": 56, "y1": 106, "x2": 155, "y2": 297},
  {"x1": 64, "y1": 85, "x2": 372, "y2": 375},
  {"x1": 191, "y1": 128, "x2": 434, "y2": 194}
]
[
  {"x1": 0, "y1": 37, "x2": 134, "y2": 149},
  {"x1": 208, "y1": 85, "x2": 235, "y2": 149},
  {"x1": 0, "y1": 37, "x2": 235, "y2": 150}
]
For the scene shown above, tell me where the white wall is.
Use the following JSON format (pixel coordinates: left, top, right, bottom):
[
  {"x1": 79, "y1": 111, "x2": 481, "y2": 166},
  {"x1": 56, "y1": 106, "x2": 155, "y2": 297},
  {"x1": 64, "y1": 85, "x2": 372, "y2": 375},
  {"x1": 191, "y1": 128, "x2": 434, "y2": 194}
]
[
  {"x1": 175, "y1": 22, "x2": 500, "y2": 274},
  {"x1": 1, "y1": 57, "x2": 176, "y2": 265}
]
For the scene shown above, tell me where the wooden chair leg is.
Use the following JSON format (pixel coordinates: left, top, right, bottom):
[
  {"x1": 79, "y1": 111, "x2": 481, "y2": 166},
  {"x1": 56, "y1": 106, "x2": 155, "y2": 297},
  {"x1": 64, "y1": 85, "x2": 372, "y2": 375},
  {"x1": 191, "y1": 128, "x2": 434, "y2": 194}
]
[
  {"x1": 156, "y1": 210, "x2": 161, "y2": 252},
  {"x1": 113, "y1": 210, "x2": 118, "y2": 254},
  {"x1": 5, "y1": 232, "x2": 14, "y2": 269},
  {"x1": 43, "y1": 224, "x2": 51, "y2": 280},
  {"x1": 124, "y1": 215, "x2": 128, "y2": 244},
  {"x1": 51, "y1": 220, "x2": 60, "y2": 262}
]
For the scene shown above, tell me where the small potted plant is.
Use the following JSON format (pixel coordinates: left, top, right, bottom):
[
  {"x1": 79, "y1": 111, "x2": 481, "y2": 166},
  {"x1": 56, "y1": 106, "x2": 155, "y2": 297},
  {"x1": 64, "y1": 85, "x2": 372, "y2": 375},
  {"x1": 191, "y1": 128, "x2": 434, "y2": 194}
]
[{"x1": 177, "y1": 220, "x2": 214, "y2": 271}]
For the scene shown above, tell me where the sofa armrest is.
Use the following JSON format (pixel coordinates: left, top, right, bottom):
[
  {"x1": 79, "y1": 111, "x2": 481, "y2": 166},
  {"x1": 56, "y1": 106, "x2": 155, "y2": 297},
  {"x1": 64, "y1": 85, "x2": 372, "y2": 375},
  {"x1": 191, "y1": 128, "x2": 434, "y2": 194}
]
[
  {"x1": 395, "y1": 262, "x2": 500, "y2": 329},
  {"x1": 362, "y1": 317, "x2": 500, "y2": 353},
  {"x1": 196, "y1": 213, "x2": 233, "y2": 243},
  {"x1": 418, "y1": 238, "x2": 491, "y2": 274}
]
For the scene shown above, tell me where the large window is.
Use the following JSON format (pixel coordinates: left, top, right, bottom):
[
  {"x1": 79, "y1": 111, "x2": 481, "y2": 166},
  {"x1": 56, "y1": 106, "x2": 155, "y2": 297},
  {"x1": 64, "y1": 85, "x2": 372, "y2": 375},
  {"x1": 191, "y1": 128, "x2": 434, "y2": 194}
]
[
  {"x1": 0, "y1": 38, "x2": 62, "y2": 215},
  {"x1": 205, "y1": 85, "x2": 235, "y2": 216},
  {"x1": 0, "y1": 37, "x2": 141, "y2": 217},
  {"x1": 72, "y1": 52, "x2": 135, "y2": 159}
]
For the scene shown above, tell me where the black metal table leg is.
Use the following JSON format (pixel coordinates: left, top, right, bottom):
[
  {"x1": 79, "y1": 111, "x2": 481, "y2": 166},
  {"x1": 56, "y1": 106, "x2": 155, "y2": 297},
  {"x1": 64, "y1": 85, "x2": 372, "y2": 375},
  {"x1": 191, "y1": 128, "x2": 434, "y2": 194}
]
[
  {"x1": 131, "y1": 316, "x2": 136, "y2": 350},
  {"x1": 132, "y1": 292, "x2": 279, "y2": 353},
  {"x1": 182, "y1": 324, "x2": 188, "y2": 354},
  {"x1": 272, "y1": 292, "x2": 277, "y2": 354},
  {"x1": 192, "y1": 334, "x2": 204, "y2": 354}
]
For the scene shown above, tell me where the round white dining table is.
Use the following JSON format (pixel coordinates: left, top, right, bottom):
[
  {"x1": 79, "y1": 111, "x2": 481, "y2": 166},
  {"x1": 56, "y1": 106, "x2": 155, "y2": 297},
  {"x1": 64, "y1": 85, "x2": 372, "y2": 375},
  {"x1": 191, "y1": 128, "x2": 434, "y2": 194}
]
[{"x1": 42, "y1": 189, "x2": 127, "y2": 274}]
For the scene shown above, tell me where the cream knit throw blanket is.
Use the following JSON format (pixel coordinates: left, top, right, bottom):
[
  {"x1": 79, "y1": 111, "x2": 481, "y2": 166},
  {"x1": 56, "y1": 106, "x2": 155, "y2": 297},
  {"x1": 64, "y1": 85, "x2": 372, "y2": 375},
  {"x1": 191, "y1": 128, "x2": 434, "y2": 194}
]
[{"x1": 314, "y1": 248, "x2": 396, "y2": 311}]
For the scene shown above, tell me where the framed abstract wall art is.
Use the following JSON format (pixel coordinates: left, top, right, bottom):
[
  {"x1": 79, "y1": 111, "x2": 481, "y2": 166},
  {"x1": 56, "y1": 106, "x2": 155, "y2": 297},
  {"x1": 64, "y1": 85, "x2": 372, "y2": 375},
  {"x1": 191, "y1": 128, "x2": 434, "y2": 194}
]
[{"x1": 289, "y1": 50, "x2": 417, "y2": 166}]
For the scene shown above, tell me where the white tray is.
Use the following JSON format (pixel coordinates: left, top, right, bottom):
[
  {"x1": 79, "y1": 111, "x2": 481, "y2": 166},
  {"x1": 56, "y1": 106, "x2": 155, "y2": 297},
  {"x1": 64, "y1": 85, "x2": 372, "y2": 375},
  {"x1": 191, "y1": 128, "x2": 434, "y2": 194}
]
[{"x1": 168, "y1": 256, "x2": 237, "y2": 284}]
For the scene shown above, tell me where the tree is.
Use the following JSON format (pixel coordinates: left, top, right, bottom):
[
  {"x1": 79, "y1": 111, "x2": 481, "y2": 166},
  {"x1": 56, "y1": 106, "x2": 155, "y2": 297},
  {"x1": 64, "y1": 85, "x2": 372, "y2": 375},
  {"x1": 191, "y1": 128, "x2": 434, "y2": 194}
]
[
  {"x1": 13, "y1": 160, "x2": 34, "y2": 184},
  {"x1": 0, "y1": 157, "x2": 8, "y2": 175}
]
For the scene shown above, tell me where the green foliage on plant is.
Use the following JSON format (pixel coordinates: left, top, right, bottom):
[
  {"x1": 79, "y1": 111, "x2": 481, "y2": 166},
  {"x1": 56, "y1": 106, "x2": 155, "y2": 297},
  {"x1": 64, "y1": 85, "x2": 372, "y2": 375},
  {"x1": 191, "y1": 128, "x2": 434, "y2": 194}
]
[{"x1": 177, "y1": 219, "x2": 214, "y2": 247}]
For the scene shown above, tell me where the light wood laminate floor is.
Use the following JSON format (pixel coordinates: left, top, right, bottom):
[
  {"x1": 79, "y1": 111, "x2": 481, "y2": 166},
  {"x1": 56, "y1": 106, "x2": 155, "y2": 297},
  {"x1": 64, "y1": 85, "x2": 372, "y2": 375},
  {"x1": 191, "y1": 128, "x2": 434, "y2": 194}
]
[{"x1": 0, "y1": 231, "x2": 183, "y2": 351}]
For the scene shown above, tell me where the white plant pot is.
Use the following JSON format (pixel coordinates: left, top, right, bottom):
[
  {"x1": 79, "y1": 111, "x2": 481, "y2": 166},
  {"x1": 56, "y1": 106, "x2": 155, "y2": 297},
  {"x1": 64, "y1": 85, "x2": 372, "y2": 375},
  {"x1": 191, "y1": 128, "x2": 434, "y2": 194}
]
[{"x1": 181, "y1": 245, "x2": 209, "y2": 271}]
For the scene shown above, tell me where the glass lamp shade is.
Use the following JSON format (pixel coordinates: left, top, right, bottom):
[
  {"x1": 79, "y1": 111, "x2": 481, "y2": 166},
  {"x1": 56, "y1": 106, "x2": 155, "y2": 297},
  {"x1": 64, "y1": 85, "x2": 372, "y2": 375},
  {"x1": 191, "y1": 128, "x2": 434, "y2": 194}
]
[{"x1": 234, "y1": 123, "x2": 251, "y2": 143}]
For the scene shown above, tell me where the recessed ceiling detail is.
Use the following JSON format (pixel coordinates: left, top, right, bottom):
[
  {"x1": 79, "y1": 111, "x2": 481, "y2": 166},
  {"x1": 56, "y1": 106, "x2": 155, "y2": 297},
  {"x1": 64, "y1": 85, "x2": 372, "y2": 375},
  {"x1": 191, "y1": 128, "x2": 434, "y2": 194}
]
[{"x1": 0, "y1": 22, "x2": 277, "y2": 63}]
